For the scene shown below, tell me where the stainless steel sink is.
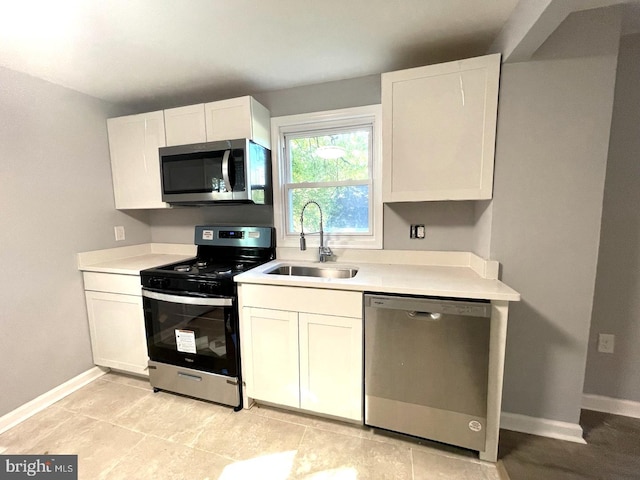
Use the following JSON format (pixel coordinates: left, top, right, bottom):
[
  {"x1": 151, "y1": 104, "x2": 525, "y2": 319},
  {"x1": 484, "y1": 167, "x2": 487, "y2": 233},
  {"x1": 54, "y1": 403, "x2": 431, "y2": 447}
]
[{"x1": 266, "y1": 264, "x2": 358, "y2": 279}]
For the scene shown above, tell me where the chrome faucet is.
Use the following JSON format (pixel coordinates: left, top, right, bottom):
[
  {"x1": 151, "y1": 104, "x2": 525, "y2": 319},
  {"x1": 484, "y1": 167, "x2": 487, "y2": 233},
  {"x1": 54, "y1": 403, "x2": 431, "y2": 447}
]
[{"x1": 299, "y1": 200, "x2": 333, "y2": 262}]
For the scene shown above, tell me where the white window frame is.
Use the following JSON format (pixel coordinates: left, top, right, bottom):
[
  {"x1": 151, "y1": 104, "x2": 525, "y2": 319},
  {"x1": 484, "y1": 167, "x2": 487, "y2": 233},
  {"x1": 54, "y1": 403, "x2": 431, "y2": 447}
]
[{"x1": 271, "y1": 105, "x2": 383, "y2": 250}]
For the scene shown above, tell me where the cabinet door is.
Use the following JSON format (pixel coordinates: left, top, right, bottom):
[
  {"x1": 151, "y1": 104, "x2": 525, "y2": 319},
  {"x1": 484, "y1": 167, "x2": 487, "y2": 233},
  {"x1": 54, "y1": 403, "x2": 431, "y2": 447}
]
[
  {"x1": 299, "y1": 313, "x2": 363, "y2": 421},
  {"x1": 241, "y1": 307, "x2": 300, "y2": 408},
  {"x1": 382, "y1": 54, "x2": 500, "y2": 202},
  {"x1": 204, "y1": 96, "x2": 271, "y2": 148},
  {"x1": 107, "y1": 111, "x2": 168, "y2": 209},
  {"x1": 84, "y1": 291, "x2": 148, "y2": 375},
  {"x1": 164, "y1": 104, "x2": 206, "y2": 146},
  {"x1": 205, "y1": 97, "x2": 252, "y2": 143}
]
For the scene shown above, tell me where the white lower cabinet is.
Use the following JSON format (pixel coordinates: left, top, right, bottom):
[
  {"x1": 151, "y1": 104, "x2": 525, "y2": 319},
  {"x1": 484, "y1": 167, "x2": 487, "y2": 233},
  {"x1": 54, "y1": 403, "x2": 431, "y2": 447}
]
[
  {"x1": 299, "y1": 312, "x2": 362, "y2": 420},
  {"x1": 82, "y1": 273, "x2": 148, "y2": 376},
  {"x1": 242, "y1": 307, "x2": 299, "y2": 408},
  {"x1": 240, "y1": 284, "x2": 363, "y2": 421}
]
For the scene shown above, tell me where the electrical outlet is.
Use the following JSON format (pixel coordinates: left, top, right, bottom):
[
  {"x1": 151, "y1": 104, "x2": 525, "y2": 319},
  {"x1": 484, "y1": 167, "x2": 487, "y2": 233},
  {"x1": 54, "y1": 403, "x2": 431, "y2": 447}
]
[
  {"x1": 598, "y1": 333, "x2": 615, "y2": 353},
  {"x1": 410, "y1": 224, "x2": 425, "y2": 239},
  {"x1": 114, "y1": 226, "x2": 126, "y2": 242}
]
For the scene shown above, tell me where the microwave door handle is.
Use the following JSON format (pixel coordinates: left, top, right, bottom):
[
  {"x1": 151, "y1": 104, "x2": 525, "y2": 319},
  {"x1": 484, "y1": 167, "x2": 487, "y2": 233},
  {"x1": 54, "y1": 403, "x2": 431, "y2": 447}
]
[{"x1": 222, "y1": 149, "x2": 231, "y2": 192}]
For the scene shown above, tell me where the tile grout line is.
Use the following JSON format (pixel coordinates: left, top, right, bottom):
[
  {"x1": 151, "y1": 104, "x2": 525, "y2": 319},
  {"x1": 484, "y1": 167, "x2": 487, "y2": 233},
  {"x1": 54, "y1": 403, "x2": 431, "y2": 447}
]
[
  {"x1": 98, "y1": 429, "x2": 149, "y2": 479},
  {"x1": 0, "y1": 410, "x2": 77, "y2": 455},
  {"x1": 410, "y1": 447, "x2": 416, "y2": 480}
]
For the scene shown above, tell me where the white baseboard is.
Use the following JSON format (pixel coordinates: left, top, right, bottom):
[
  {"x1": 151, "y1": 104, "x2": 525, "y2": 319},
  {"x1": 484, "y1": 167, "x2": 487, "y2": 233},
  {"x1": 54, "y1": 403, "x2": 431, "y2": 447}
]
[
  {"x1": 582, "y1": 393, "x2": 640, "y2": 419},
  {"x1": 0, "y1": 366, "x2": 108, "y2": 435},
  {"x1": 500, "y1": 411, "x2": 586, "y2": 444}
]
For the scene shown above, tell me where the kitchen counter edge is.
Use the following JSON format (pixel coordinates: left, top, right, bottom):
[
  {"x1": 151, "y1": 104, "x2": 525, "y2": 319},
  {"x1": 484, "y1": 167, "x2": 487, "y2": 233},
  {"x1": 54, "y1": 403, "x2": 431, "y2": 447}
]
[
  {"x1": 235, "y1": 259, "x2": 521, "y2": 302},
  {"x1": 77, "y1": 243, "x2": 196, "y2": 275}
]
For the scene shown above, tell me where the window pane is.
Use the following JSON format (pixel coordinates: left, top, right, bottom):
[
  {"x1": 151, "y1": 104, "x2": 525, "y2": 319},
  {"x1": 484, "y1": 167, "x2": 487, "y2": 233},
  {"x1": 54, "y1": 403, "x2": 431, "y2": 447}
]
[
  {"x1": 289, "y1": 129, "x2": 370, "y2": 183},
  {"x1": 288, "y1": 186, "x2": 370, "y2": 234}
]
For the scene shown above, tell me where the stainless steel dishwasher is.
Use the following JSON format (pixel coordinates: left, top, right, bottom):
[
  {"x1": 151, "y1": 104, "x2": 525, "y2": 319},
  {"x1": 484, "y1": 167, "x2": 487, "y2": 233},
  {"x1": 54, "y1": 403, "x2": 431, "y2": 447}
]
[{"x1": 364, "y1": 293, "x2": 491, "y2": 452}]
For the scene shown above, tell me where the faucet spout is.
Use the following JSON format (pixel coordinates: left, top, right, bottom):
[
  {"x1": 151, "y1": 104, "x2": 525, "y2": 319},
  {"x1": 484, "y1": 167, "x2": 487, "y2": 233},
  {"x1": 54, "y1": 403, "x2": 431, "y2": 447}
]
[{"x1": 300, "y1": 200, "x2": 333, "y2": 262}]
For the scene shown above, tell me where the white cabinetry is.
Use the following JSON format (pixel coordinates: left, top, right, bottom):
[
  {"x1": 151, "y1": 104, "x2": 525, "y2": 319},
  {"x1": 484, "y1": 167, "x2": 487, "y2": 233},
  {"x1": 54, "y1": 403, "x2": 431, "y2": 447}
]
[
  {"x1": 163, "y1": 104, "x2": 206, "y2": 146},
  {"x1": 299, "y1": 312, "x2": 362, "y2": 420},
  {"x1": 163, "y1": 96, "x2": 271, "y2": 149},
  {"x1": 239, "y1": 284, "x2": 362, "y2": 421},
  {"x1": 107, "y1": 97, "x2": 270, "y2": 209},
  {"x1": 205, "y1": 96, "x2": 271, "y2": 148},
  {"x1": 82, "y1": 272, "x2": 148, "y2": 375},
  {"x1": 107, "y1": 111, "x2": 168, "y2": 209},
  {"x1": 382, "y1": 54, "x2": 500, "y2": 202},
  {"x1": 242, "y1": 308, "x2": 300, "y2": 408}
]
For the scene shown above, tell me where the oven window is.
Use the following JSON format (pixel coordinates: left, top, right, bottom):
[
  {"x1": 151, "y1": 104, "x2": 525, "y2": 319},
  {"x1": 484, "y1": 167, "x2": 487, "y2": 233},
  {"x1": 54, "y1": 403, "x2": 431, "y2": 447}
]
[{"x1": 143, "y1": 297, "x2": 237, "y2": 376}]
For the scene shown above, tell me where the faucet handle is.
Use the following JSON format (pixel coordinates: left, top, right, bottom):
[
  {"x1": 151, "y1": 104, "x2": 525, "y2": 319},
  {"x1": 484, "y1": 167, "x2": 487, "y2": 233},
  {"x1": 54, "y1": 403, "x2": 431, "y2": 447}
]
[{"x1": 319, "y1": 245, "x2": 333, "y2": 262}]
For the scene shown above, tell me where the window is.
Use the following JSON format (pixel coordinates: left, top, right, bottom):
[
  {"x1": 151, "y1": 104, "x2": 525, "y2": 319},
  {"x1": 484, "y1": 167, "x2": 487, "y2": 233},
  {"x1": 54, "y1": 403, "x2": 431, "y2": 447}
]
[{"x1": 271, "y1": 105, "x2": 382, "y2": 249}]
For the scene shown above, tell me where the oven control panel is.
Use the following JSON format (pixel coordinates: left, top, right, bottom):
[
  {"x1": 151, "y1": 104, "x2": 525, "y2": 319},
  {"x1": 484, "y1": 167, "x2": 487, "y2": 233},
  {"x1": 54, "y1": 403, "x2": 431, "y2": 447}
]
[
  {"x1": 219, "y1": 230, "x2": 244, "y2": 239},
  {"x1": 195, "y1": 225, "x2": 274, "y2": 248}
]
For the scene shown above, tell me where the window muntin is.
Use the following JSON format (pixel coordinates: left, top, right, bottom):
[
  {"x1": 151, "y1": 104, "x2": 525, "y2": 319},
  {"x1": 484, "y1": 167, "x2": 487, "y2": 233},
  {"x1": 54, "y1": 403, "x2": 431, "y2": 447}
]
[
  {"x1": 284, "y1": 125, "x2": 373, "y2": 236},
  {"x1": 271, "y1": 105, "x2": 382, "y2": 250}
]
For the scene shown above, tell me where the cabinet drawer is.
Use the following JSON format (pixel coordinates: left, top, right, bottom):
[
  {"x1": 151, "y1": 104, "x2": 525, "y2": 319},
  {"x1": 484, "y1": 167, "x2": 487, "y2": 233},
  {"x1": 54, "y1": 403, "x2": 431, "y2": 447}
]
[
  {"x1": 239, "y1": 284, "x2": 362, "y2": 318},
  {"x1": 83, "y1": 272, "x2": 142, "y2": 296}
]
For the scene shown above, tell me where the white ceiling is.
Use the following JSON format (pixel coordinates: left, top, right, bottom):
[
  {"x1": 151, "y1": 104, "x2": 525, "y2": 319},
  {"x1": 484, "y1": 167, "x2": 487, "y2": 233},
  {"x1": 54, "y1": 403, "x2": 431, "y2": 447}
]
[{"x1": 0, "y1": 0, "x2": 520, "y2": 108}]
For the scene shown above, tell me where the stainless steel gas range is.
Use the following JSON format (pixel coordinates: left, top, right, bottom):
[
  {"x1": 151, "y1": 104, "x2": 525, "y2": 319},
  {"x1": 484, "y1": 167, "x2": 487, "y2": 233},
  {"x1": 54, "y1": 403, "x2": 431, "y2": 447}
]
[{"x1": 140, "y1": 225, "x2": 275, "y2": 410}]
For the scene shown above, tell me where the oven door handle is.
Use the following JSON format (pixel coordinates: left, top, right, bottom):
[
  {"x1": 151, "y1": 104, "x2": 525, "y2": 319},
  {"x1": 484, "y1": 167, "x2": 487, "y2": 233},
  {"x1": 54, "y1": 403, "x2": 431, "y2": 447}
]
[{"x1": 142, "y1": 289, "x2": 233, "y2": 306}]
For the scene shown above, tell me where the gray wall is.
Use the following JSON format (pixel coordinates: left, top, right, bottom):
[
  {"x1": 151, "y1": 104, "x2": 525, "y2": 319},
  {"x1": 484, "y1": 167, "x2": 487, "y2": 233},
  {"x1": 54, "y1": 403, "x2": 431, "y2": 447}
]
[
  {"x1": 0, "y1": 67, "x2": 151, "y2": 416},
  {"x1": 584, "y1": 33, "x2": 640, "y2": 402},
  {"x1": 490, "y1": 8, "x2": 621, "y2": 423},
  {"x1": 149, "y1": 75, "x2": 383, "y2": 243},
  {"x1": 149, "y1": 75, "x2": 489, "y2": 251},
  {"x1": 149, "y1": 205, "x2": 273, "y2": 244}
]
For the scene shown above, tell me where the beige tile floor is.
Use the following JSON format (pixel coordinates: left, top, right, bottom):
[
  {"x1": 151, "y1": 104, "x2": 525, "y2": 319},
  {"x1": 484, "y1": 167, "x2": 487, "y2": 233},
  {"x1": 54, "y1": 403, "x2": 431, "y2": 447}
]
[{"x1": 0, "y1": 372, "x2": 501, "y2": 480}]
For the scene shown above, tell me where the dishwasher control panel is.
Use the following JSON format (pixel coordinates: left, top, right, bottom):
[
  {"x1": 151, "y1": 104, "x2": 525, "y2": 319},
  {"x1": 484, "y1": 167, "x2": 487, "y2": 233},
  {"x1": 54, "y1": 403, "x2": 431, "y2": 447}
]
[{"x1": 365, "y1": 294, "x2": 491, "y2": 318}]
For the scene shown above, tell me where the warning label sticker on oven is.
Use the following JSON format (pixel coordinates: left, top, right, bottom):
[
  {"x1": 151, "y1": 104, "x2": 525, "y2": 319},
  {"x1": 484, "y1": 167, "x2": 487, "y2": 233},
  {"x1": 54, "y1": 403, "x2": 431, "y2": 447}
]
[
  {"x1": 175, "y1": 329, "x2": 197, "y2": 354},
  {"x1": 202, "y1": 230, "x2": 214, "y2": 240}
]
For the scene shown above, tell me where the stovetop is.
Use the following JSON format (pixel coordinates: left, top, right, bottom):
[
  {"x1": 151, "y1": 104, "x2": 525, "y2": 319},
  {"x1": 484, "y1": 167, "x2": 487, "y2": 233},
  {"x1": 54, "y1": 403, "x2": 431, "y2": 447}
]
[
  {"x1": 153, "y1": 257, "x2": 262, "y2": 279},
  {"x1": 140, "y1": 226, "x2": 276, "y2": 296}
]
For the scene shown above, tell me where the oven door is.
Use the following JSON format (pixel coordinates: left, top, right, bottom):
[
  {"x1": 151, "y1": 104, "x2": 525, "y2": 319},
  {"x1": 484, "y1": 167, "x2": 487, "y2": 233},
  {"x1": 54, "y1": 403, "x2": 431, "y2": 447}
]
[{"x1": 142, "y1": 289, "x2": 238, "y2": 376}]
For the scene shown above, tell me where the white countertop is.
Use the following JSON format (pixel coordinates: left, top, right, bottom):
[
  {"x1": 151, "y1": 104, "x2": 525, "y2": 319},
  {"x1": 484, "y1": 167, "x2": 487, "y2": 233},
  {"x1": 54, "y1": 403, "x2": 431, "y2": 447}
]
[
  {"x1": 79, "y1": 253, "x2": 196, "y2": 275},
  {"x1": 235, "y1": 259, "x2": 520, "y2": 302},
  {"x1": 77, "y1": 243, "x2": 196, "y2": 275},
  {"x1": 77, "y1": 244, "x2": 520, "y2": 301}
]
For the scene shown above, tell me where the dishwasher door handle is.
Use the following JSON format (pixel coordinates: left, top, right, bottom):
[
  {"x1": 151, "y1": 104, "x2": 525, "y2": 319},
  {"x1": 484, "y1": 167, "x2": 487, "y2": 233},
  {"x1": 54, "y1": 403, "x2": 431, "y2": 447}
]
[{"x1": 407, "y1": 311, "x2": 442, "y2": 320}]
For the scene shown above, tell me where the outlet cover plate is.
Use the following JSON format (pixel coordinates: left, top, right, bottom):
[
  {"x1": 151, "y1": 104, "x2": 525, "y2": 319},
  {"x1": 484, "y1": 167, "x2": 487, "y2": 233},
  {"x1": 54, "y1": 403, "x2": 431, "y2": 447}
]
[
  {"x1": 598, "y1": 333, "x2": 614, "y2": 353},
  {"x1": 114, "y1": 226, "x2": 126, "y2": 242}
]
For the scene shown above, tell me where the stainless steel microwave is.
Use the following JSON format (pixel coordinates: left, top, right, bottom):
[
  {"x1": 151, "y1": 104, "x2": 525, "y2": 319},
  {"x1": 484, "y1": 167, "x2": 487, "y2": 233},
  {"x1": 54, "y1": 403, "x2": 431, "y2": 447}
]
[{"x1": 159, "y1": 138, "x2": 271, "y2": 205}]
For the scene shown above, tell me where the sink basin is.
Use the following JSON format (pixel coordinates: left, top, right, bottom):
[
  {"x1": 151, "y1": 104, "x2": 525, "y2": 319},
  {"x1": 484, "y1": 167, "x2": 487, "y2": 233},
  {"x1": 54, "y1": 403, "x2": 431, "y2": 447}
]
[{"x1": 266, "y1": 264, "x2": 358, "y2": 279}]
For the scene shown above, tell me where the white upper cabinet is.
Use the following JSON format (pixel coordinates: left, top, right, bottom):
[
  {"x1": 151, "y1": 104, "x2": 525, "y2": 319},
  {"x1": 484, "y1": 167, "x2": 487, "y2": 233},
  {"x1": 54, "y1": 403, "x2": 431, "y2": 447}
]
[
  {"x1": 164, "y1": 104, "x2": 207, "y2": 146},
  {"x1": 382, "y1": 54, "x2": 501, "y2": 202},
  {"x1": 106, "y1": 96, "x2": 271, "y2": 210},
  {"x1": 205, "y1": 96, "x2": 271, "y2": 149},
  {"x1": 107, "y1": 111, "x2": 168, "y2": 209}
]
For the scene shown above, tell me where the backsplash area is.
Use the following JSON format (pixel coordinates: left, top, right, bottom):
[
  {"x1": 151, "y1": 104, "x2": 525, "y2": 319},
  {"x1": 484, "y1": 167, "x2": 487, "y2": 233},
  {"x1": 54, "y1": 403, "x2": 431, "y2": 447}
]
[
  {"x1": 149, "y1": 205, "x2": 274, "y2": 244},
  {"x1": 148, "y1": 201, "x2": 490, "y2": 255}
]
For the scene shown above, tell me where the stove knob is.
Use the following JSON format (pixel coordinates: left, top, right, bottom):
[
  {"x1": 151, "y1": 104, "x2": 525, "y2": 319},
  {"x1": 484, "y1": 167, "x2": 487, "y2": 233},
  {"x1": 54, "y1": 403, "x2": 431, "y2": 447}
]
[
  {"x1": 199, "y1": 282, "x2": 220, "y2": 294},
  {"x1": 150, "y1": 278, "x2": 169, "y2": 289}
]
